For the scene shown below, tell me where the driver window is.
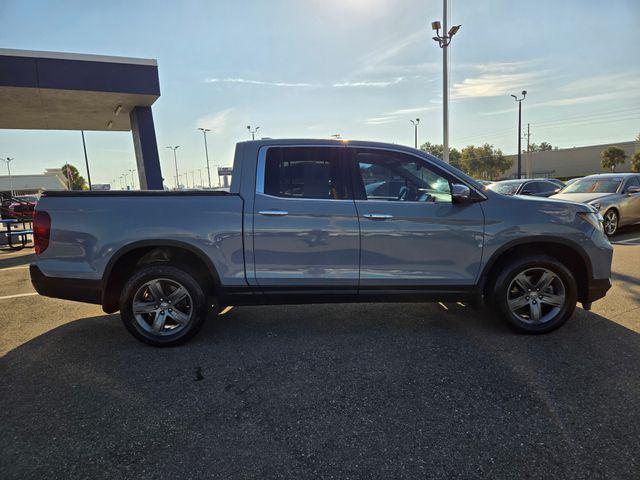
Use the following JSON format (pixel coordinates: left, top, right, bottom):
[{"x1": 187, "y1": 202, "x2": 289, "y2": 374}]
[{"x1": 355, "y1": 149, "x2": 452, "y2": 203}]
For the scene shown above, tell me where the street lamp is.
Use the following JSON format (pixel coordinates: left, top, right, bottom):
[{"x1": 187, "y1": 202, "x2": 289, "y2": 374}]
[
  {"x1": 1, "y1": 157, "x2": 14, "y2": 197},
  {"x1": 247, "y1": 125, "x2": 260, "y2": 140},
  {"x1": 166, "y1": 146, "x2": 180, "y2": 189},
  {"x1": 511, "y1": 90, "x2": 527, "y2": 179},
  {"x1": 431, "y1": 1, "x2": 462, "y2": 164},
  {"x1": 198, "y1": 127, "x2": 212, "y2": 188},
  {"x1": 198, "y1": 168, "x2": 203, "y2": 188},
  {"x1": 128, "y1": 169, "x2": 137, "y2": 190},
  {"x1": 409, "y1": 118, "x2": 420, "y2": 149}
]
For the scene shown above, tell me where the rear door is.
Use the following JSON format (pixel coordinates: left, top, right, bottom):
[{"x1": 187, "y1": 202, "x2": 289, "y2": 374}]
[
  {"x1": 348, "y1": 147, "x2": 485, "y2": 288},
  {"x1": 252, "y1": 145, "x2": 360, "y2": 295}
]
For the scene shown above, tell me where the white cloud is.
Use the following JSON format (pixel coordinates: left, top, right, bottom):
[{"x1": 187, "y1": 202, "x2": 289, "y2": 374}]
[
  {"x1": 357, "y1": 30, "x2": 426, "y2": 71},
  {"x1": 452, "y1": 72, "x2": 539, "y2": 99},
  {"x1": 206, "y1": 78, "x2": 316, "y2": 87},
  {"x1": 206, "y1": 76, "x2": 407, "y2": 89},
  {"x1": 195, "y1": 107, "x2": 234, "y2": 132},
  {"x1": 333, "y1": 77, "x2": 404, "y2": 88},
  {"x1": 365, "y1": 105, "x2": 439, "y2": 125}
]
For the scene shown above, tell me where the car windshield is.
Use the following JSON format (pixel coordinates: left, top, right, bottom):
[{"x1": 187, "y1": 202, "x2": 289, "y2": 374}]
[
  {"x1": 487, "y1": 181, "x2": 522, "y2": 195},
  {"x1": 15, "y1": 195, "x2": 38, "y2": 203},
  {"x1": 562, "y1": 178, "x2": 621, "y2": 194}
]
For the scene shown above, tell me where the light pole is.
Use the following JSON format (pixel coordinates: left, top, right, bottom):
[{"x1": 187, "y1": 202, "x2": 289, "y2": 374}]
[
  {"x1": 409, "y1": 118, "x2": 420, "y2": 149},
  {"x1": 81, "y1": 130, "x2": 92, "y2": 190},
  {"x1": 510, "y1": 90, "x2": 527, "y2": 179},
  {"x1": 247, "y1": 125, "x2": 260, "y2": 140},
  {"x1": 198, "y1": 127, "x2": 212, "y2": 188},
  {"x1": 1, "y1": 157, "x2": 15, "y2": 197},
  {"x1": 198, "y1": 168, "x2": 203, "y2": 188},
  {"x1": 120, "y1": 174, "x2": 127, "y2": 190},
  {"x1": 431, "y1": 2, "x2": 461, "y2": 164},
  {"x1": 128, "y1": 169, "x2": 137, "y2": 190},
  {"x1": 166, "y1": 146, "x2": 180, "y2": 189}
]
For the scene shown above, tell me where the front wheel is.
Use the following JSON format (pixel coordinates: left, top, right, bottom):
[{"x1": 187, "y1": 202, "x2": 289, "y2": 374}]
[
  {"x1": 492, "y1": 255, "x2": 577, "y2": 334},
  {"x1": 119, "y1": 265, "x2": 209, "y2": 346},
  {"x1": 603, "y1": 208, "x2": 618, "y2": 236}
]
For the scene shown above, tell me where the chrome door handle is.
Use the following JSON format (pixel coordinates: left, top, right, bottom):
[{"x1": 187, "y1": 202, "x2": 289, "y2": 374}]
[
  {"x1": 258, "y1": 209, "x2": 289, "y2": 216},
  {"x1": 363, "y1": 213, "x2": 394, "y2": 220}
]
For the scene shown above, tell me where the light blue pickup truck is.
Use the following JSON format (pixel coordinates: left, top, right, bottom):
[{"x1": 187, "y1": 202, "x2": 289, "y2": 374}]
[{"x1": 30, "y1": 139, "x2": 613, "y2": 346}]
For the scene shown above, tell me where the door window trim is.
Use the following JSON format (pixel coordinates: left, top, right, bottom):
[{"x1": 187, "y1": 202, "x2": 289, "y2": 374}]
[
  {"x1": 255, "y1": 145, "x2": 354, "y2": 201},
  {"x1": 345, "y1": 145, "x2": 486, "y2": 203}
]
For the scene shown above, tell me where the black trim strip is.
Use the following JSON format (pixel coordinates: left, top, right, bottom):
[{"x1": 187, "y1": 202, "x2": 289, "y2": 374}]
[{"x1": 42, "y1": 190, "x2": 233, "y2": 197}]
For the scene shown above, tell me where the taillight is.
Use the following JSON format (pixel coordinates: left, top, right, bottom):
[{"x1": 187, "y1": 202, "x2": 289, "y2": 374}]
[{"x1": 33, "y1": 210, "x2": 51, "y2": 254}]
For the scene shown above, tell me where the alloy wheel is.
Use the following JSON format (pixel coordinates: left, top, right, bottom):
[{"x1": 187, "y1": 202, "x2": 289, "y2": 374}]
[
  {"x1": 507, "y1": 268, "x2": 566, "y2": 324},
  {"x1": 132, "y1": 278, "x2": 193, "y2": 336},
  {"x1": 604, "y1": 210, "x2": 618, "y2": 236}
]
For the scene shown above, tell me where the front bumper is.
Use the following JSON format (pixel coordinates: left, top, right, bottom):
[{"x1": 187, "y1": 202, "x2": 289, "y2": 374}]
[
  {"x1": 30, "y1": 264, "x2": 102, "y2": 305},
  {"x1": 584, "y1": 278, "x2": 611, "y2": 304}
]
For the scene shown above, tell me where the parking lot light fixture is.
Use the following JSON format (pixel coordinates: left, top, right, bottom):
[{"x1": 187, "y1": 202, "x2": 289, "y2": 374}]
[
  {"x1": 166, "y1": 146, "x2": 180, "y2": 189},
  {"x1": 511, "y1": 91, "x2": 527, "y2": 179},
  {"x1": 431, "y1": 0, "x2": 461, "y2": 164},
  {"x1": 247, "y1": 125, "x2": 260, "y2": 140},
  {"x1": 1, "y1": 157, "x2": 15, "y2": 197},
  {"x1": 409, "y1": 118, "x2": 420, "y2": 149},
  {"x1": 198, "y1": 128, "x2": 212, "y2": 188}
]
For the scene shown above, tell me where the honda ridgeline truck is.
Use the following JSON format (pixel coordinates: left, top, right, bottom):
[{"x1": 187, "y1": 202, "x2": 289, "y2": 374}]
[{"x1": 30, "y1": 139, "x2": 613, "y2": 346}]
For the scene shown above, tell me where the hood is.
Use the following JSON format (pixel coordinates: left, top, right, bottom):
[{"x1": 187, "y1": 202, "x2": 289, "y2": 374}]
[{"x1": 549, "y1": 192, "x2": 616, "y2": 204}]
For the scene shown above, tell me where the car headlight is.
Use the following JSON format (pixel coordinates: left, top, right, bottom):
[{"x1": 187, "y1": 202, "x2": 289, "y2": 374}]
[{"x1": 577, "y1": 211, "x2": 604, "y2": 232}]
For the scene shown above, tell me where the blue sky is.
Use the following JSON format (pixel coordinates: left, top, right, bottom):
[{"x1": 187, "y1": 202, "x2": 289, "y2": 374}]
[{"x1": 1, "y1": 0, "x2": 639, "y2": 187}]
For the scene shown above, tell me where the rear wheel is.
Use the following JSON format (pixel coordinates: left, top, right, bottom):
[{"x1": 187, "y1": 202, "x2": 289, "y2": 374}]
[
  {"x1": 120, "y1": 265, "x2": 209, "y2": 346},
  {"x1": 603, "y1": 208, "x2": 618, "y2": 236},
  {"x1": 492, "y1": 255, "x2": 577, "y2": 333}
]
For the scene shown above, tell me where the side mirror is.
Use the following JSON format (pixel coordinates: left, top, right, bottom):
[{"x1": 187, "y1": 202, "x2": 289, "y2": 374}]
[
  {"x1": 627, "y1": 186, "x2": 640, "y2": 195},
  {"x1": 451, "y1": 183, "x2": 472, "y2": 203}
]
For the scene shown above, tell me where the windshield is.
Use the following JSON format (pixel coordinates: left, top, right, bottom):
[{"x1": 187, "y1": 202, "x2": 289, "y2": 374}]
[
  {"x1": 562, "y1": 178, "x2": 621, "y2": 194},
  {"x1": 487, "y1": 181, "x2": 521, "y2": 195}
]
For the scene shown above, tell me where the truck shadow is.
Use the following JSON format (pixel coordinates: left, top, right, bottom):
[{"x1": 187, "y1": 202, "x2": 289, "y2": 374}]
[
  {"x1": 0, "y1": 251, "x2": 36, "y2": 268},
  {"x1": 2, "y1": 304, "x2": 640, "y2": 478}
]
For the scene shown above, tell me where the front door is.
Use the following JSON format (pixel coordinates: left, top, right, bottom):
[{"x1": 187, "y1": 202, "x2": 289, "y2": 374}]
[
  {"x1": 349, "y1": 147, "x2": 485, "y2": 289},
  {"x1": 252, "y1": 145, "x2": 360, "y2": 295}
]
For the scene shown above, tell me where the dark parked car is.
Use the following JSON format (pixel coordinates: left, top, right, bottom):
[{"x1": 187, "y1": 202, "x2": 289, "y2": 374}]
[{"x1": 487, "y1": 179, "x2": 562, "y2": 197}]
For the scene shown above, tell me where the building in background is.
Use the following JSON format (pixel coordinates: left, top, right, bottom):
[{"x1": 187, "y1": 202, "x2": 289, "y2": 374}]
[
  {"x1": 504, "y1": 140, "x2": 638, "y2": 179},
  {"x1": 0, "y1": 168, "x2": 69, "y2": 196}
]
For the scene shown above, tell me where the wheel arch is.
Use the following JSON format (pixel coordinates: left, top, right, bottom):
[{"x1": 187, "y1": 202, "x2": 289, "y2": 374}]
[
  {"x1": 479, "y1": 236, "x2": 593, "y2": 304},
  {"x1": 101, "y1": 240, "x2": 222, "y2": 313}
]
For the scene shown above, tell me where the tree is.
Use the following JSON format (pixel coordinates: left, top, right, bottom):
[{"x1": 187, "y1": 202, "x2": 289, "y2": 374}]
[
  {"x1": 600, "y1": 147, "x2": 626, "y2": 172},
  {"x1": 420, "y1": 142, "x2": 462, "y2": 169},
  {"x1": 631, "y1": 151, "x2": 640, "y2": 173},
  {"x1": 61, "y1": 163, "x2": 88, "y2": 190},
  {"x1": 459, "y1": 144, "x2": 512, "y2": 179},
  {"x1": 529, "y1": 142, "x2": 554, "y2": 152}
]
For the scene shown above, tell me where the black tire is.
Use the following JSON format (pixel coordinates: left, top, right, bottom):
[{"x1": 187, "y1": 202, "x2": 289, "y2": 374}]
[
  {"x1": 119, "y1": 264, "x2": 209, "y2": 347},
  {"x1": 492, "y1": 254, "x2": 577, "y2": 334},
  {"x1": 603, "y1": 208, "x2": 618, "y2": 237}
]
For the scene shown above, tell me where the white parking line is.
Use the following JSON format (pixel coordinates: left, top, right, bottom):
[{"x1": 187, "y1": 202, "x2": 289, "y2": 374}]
[
  {"x1": 0, "y1": 265, "x2": 29, "y2": 272},
  {"x1": 0, "y1": 292, "x2": 38, "y2": 301},
  {"x1": 612, "y1": 237, "x2": 640, "y2": 245}
]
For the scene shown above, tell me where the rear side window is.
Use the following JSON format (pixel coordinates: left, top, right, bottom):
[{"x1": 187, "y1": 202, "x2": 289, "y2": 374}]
[
  {"x1": 263, "y1": 147, "x2": 348, "y2": 200},
  {"x1": 626, "y1": 176, "x2": 640, "y2": 188}
]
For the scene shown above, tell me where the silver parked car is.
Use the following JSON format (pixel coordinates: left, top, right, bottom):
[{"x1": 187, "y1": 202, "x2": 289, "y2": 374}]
[{"x1": 551, "y1": 173, "x2": 640, "y2": 236}]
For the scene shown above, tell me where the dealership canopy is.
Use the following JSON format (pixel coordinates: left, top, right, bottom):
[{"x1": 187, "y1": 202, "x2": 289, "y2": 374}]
[{"x1": 0, "y1": 48, "x2": 164, "y2": 189}]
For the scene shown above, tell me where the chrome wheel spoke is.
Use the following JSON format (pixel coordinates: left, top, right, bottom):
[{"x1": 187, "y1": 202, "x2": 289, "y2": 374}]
[
  {"x1": 152, "y1": 311, "x2": 167, "y2": 332},
  {"x1": 529, "y1": 301, "x2": 542, "y2": 322},
  {"x1": 133, "y1": 301, "x2": 157, "y2": 314},
  {"x1": 514, "y1": 273, "x2": 534, "y2": 292},
  {"x1": 536, "y1": 271, "x2": 555, "y2": 292},
  {"x1": 508, "y1": 294, "x2": 529, "y2": 311},
  {"x1": 168, "y1": 307, "x2": 190, "y2": 324},
  {"x1": 166, "y1": 286, "x2": 188, "y2": 305},
  {"x1": 540, "y1": 293, "x2": 564, "y2": 308},
  {"x1": 147, "y1": 280, "x2": 165, "y2": 302}
]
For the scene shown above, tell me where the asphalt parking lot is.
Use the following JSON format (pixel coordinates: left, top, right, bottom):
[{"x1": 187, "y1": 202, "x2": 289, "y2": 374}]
[{"x1": 1, "y1": 229, "x2": 640, "y2": 479}]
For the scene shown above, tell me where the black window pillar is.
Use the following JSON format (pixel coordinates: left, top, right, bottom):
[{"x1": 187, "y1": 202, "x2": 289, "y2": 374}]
[{"x1": 130, "y1": 106, "x2": 163, "y2": 190}]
